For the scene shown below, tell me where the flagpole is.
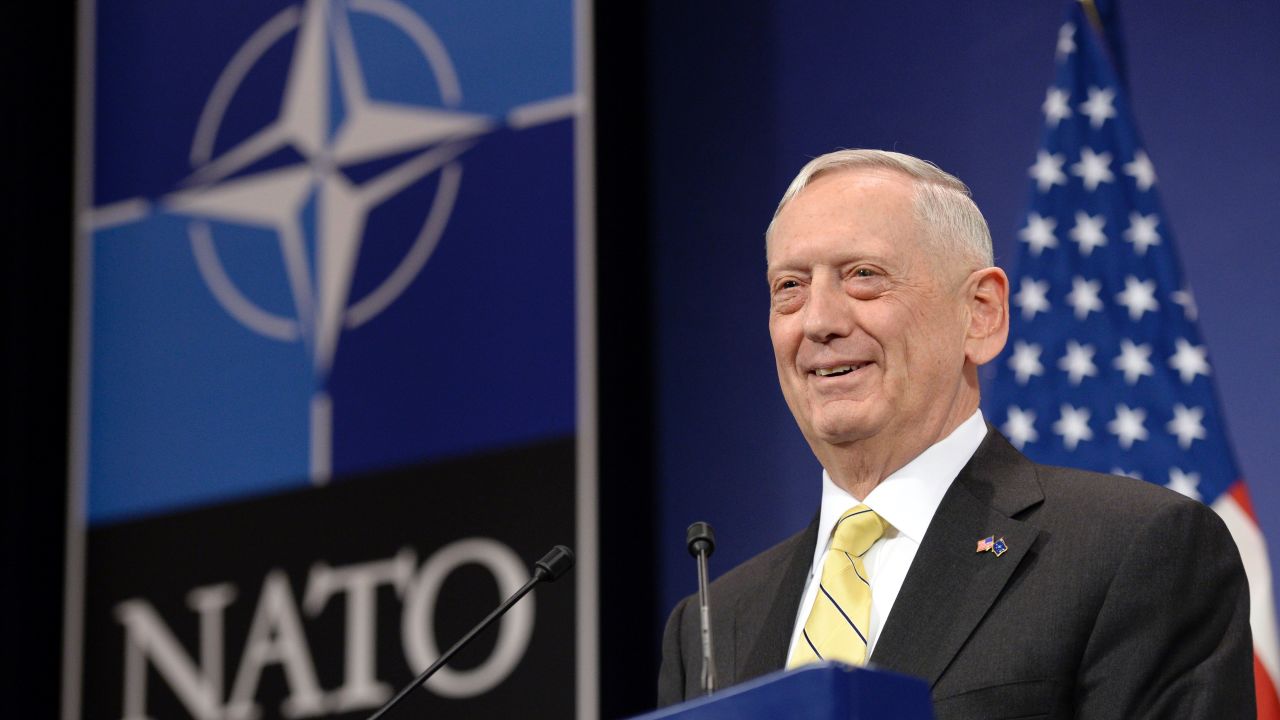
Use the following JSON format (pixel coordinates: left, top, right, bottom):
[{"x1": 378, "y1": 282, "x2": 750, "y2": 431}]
[{"x1": 1079, "y1": 0, "x2": 1104, "y2": 34}]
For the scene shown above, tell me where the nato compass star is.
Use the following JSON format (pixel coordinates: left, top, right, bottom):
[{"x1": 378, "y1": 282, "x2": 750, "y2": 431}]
[
  {"x1": 82, "y1": 0, "x2": 581, "y2": 485},
  {"x1": 165, "y1": 0, "x2": 492, "y2": 381},
  {"x1": 155, "y1": 0, "x2": 502, "y2": 482}
]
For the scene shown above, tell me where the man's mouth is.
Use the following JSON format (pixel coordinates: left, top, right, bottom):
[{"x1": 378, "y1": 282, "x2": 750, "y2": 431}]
[{"x1": 814, "y1": 363, "x2": 868, "y2": 378}]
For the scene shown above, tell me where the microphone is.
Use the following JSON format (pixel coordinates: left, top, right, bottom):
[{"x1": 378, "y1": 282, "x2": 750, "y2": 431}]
[
  {"x1": 366, "y1": 544, "x2": 575, "y2": 720},
  {"x1": 686, "y1": 522, "x2": 716, "y2": 695}
]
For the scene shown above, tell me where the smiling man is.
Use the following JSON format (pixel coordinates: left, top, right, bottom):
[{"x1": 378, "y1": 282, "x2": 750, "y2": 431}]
[{"x1": 658, "y1": 150, "x2": 1254, "y2": 718}]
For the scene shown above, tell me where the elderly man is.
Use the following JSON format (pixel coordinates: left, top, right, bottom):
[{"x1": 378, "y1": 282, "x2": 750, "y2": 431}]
[{"x1": 658, "y1": 150, "x2": 1254, "y2": 717}]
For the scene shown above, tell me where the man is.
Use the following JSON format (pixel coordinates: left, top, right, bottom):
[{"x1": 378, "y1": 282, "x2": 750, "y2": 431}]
[{"x1": 658, "y1": 150, "x2": 1254, "y2": 717}]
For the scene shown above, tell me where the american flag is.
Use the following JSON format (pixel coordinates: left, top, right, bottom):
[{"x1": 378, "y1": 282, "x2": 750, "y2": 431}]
[{"x1": 983, "y1": 2, "x2": 1279, "y2": 715}]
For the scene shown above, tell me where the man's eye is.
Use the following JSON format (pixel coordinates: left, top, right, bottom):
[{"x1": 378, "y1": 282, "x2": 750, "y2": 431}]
[
  {"x1": 852, "y1": 268, "x2": 876, "y2": 278},
  {"x1": 772, "y1": 278, "x2": 801, "y2": 294}
]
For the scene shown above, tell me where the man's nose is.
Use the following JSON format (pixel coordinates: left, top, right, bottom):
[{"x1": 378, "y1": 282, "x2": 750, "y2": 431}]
[{"x1": 802, "y1": 274, "x2": 854, "y2": 342}]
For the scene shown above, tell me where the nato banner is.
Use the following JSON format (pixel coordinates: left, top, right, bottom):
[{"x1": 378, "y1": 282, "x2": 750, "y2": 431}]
[{"x1": 67, "y1": 1, "x2": 596, "y2": 718}]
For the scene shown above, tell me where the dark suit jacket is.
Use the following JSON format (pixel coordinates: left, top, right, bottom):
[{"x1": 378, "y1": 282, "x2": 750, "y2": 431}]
[{"x1": 659, "y1": 429, "x2": 1255, "y2": 719}]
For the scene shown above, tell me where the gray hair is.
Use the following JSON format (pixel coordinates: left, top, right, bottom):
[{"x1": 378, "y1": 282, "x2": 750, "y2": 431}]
[{"x1": 765, "y1": 149, "x2": 994, "y2": 269}]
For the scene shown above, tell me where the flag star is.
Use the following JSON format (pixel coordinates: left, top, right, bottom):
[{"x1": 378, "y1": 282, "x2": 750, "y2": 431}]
[
  {"x1": 1003, "y1": 406, "x2": 1038, "y2": 449},
  {"x1": 1115, "y1": 275, "x2": 1159, "y2": 321},
  {"x1": 1107, "y1": 404, "x2": 1149, "y2": 449},
  {"x1": 1029, "y1": 150, "x2": 1068, "y2": 192},
  {"x1": 1013, "y1": 277, "x2": 1051, "y2": 320},
  {"x1": 1168, "y1": 337, "x2": 1211, "y2": 384},
  {"x1": 1123, "y1": 212, "x2": 1161, "y2": 255},
  {"x1": 1019, "y1": 212, "x2": 1058, "y2": 255},
  {"x1": 1123, "y1": 150, "x2": 1157, "y2": 191},
  {"x1": 1056, "y1": 22, "x2": 1076, "y2": 60},
  {"x1": 1071, "y1": 148, "x2": 1115, "y2": 191},
  {"x1": 1079, "y1": 86, "x2": 1117, "y2": 128},
  {"x1": 1166, "y1": 467, "x2": 1202, "y2": 501},
  {"x1": 1111, "y1": 467, "x2": 1143, "y2": 481},
  {"x1": 1166, "y1": 404, "x2": 1207, "y2": 449},
  {"x1": 1065, "y1": 276, "x2": 1103, "y2": 320},
  {"x1": 1058, "y1": 340, "x2": 1099, "y2": 385},
  {"x1": 1113, "y1": 338, "x2": 1155, "y2": 385},
  {"x1": 1008, "y1": 340, "x2": 1045, "y2": 385},
  {"x1": 1068, "y1": 211, "x2": 1107, "y2": 256},
  {"x1": 1042, "y1": 87, "x2": 1073, "y2": 127},
  {"x1": 1171, "y1": 287, "x2": 1198, "y2": 321},
  {"x1": 1053, "y1": 404, "x2": 1093, "y2": 451}
]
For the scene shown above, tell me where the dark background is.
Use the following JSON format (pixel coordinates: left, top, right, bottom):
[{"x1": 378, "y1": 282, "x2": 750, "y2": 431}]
[{"x1": 5, "y1": 2, "x2": 1278, "y2": 719}]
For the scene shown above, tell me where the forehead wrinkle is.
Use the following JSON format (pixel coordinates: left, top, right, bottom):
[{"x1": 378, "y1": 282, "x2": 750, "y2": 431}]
[
  {"x1": 767, "y1": 166, "x2": 988, "y2": 288},
  {"x1": 769, "y1": 169, "x2": 920, "y2": 245}
]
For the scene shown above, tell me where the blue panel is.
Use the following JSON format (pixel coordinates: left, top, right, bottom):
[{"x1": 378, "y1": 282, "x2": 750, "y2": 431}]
[
  {"x1": 85, "y1": 0, "x2": 578, "y2": 524},
  {"x1": 88, "y1": 217, "x2": 312, "y2": 523},
  {"x1": 328, "y1": 123, "x2": 577, "y2": 475},
  {"x1": 412, "y1": 0, "x2": 574, "y2": 114}
]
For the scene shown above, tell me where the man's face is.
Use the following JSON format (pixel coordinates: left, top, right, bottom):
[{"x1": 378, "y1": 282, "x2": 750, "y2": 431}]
[{"x1": 766, "y1": 168, "x2": 972, "y2": 454}]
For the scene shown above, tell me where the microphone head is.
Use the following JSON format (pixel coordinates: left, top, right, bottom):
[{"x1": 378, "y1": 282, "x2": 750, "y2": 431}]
[
  {"x1": 534, "y1": 545, "x2": 575, "y2": 582},
  {"x1": 686, "y1": 521, "x2": 716, "y2": 557}
]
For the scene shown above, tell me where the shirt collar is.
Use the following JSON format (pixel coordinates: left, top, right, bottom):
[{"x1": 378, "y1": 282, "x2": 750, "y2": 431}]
[{"x1": 817, "y1": 410, "x2": 988, "y2": 545}]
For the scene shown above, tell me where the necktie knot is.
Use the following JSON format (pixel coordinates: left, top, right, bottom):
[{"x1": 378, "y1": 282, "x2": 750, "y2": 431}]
[{"x1": 831, "y1": 505, "x2": 885, "y2": 557}]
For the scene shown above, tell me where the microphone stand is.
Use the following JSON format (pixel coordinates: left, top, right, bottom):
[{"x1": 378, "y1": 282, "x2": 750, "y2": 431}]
[
  {"x1": 366, "y1": 545, "x2": 574, "y2": 720},
  {"x1": 686, "y1": 522, "x2": 717, "y2": 695}
]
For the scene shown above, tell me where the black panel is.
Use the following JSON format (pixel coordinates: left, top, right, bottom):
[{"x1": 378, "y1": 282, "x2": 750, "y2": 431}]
[
  {"x1": 0, "y1": 2, "x2": 75, "y2": 717},
  {"x1": 82, "y1": 439, "x2": 576, "y2": 719},
  {"x1": 595, "y1": 1, "x2": 660, "y2": 717}
]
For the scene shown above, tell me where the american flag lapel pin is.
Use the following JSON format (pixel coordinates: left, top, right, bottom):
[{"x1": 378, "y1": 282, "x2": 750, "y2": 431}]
[
  {"x1": 976, "y1": 535, "x2": 995, "y2": 553},
  {"x1": 992, "y1": 537, "x2": 1009, "y2": 557}
]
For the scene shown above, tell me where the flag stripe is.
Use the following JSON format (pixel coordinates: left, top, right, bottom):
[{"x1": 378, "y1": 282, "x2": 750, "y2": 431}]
[
  {"x1": 1214, "y1": 488, "x2": 1280, "y2": 681},
  {"x1": 1257, "y1": 653, "x2": 1280, "y2": 720}
]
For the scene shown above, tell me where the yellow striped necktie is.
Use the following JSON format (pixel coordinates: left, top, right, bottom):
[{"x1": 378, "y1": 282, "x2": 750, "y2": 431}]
[{"x1": 788, "y1": 504, "x2": 886, "y2": 668}]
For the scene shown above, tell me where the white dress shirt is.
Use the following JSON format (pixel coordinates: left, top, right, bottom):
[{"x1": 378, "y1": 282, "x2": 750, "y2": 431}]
[{"x1": 786, "y1": 410, "x2": 988, "y2": 664}]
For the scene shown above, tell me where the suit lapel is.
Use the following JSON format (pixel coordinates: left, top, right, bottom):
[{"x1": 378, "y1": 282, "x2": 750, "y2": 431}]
[
  {"x1": 869, "y1": 429, "x2": 1044, "y2": 687},
  {"x1": 733, "y1": 516, "x2": 818, "y2": 682}
]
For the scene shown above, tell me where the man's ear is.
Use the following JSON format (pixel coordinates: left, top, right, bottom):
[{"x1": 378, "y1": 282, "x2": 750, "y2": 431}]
[{"x1": 963, "y1": 267, "x2": 1009, "y2": 366}]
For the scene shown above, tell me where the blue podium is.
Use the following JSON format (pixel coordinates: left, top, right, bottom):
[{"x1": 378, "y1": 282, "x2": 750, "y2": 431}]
[{"x1": 632, "y1": 664, "x2": 935, "y2": 720}]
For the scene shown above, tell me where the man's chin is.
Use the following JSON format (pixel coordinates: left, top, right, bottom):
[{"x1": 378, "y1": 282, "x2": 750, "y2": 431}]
[{"x1": 806, "y1": 415, "x2": 882, "y2": 448}]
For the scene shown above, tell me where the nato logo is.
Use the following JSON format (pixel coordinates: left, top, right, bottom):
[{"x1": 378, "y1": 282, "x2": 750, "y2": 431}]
[{"x1": 84, "y1": 0, "x2": 581, "y2": 524}]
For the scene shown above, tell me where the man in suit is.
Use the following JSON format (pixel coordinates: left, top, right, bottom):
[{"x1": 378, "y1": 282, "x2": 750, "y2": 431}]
[{"x1": 658, "y1": 149, "x2": 1254, "y2": 717}]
